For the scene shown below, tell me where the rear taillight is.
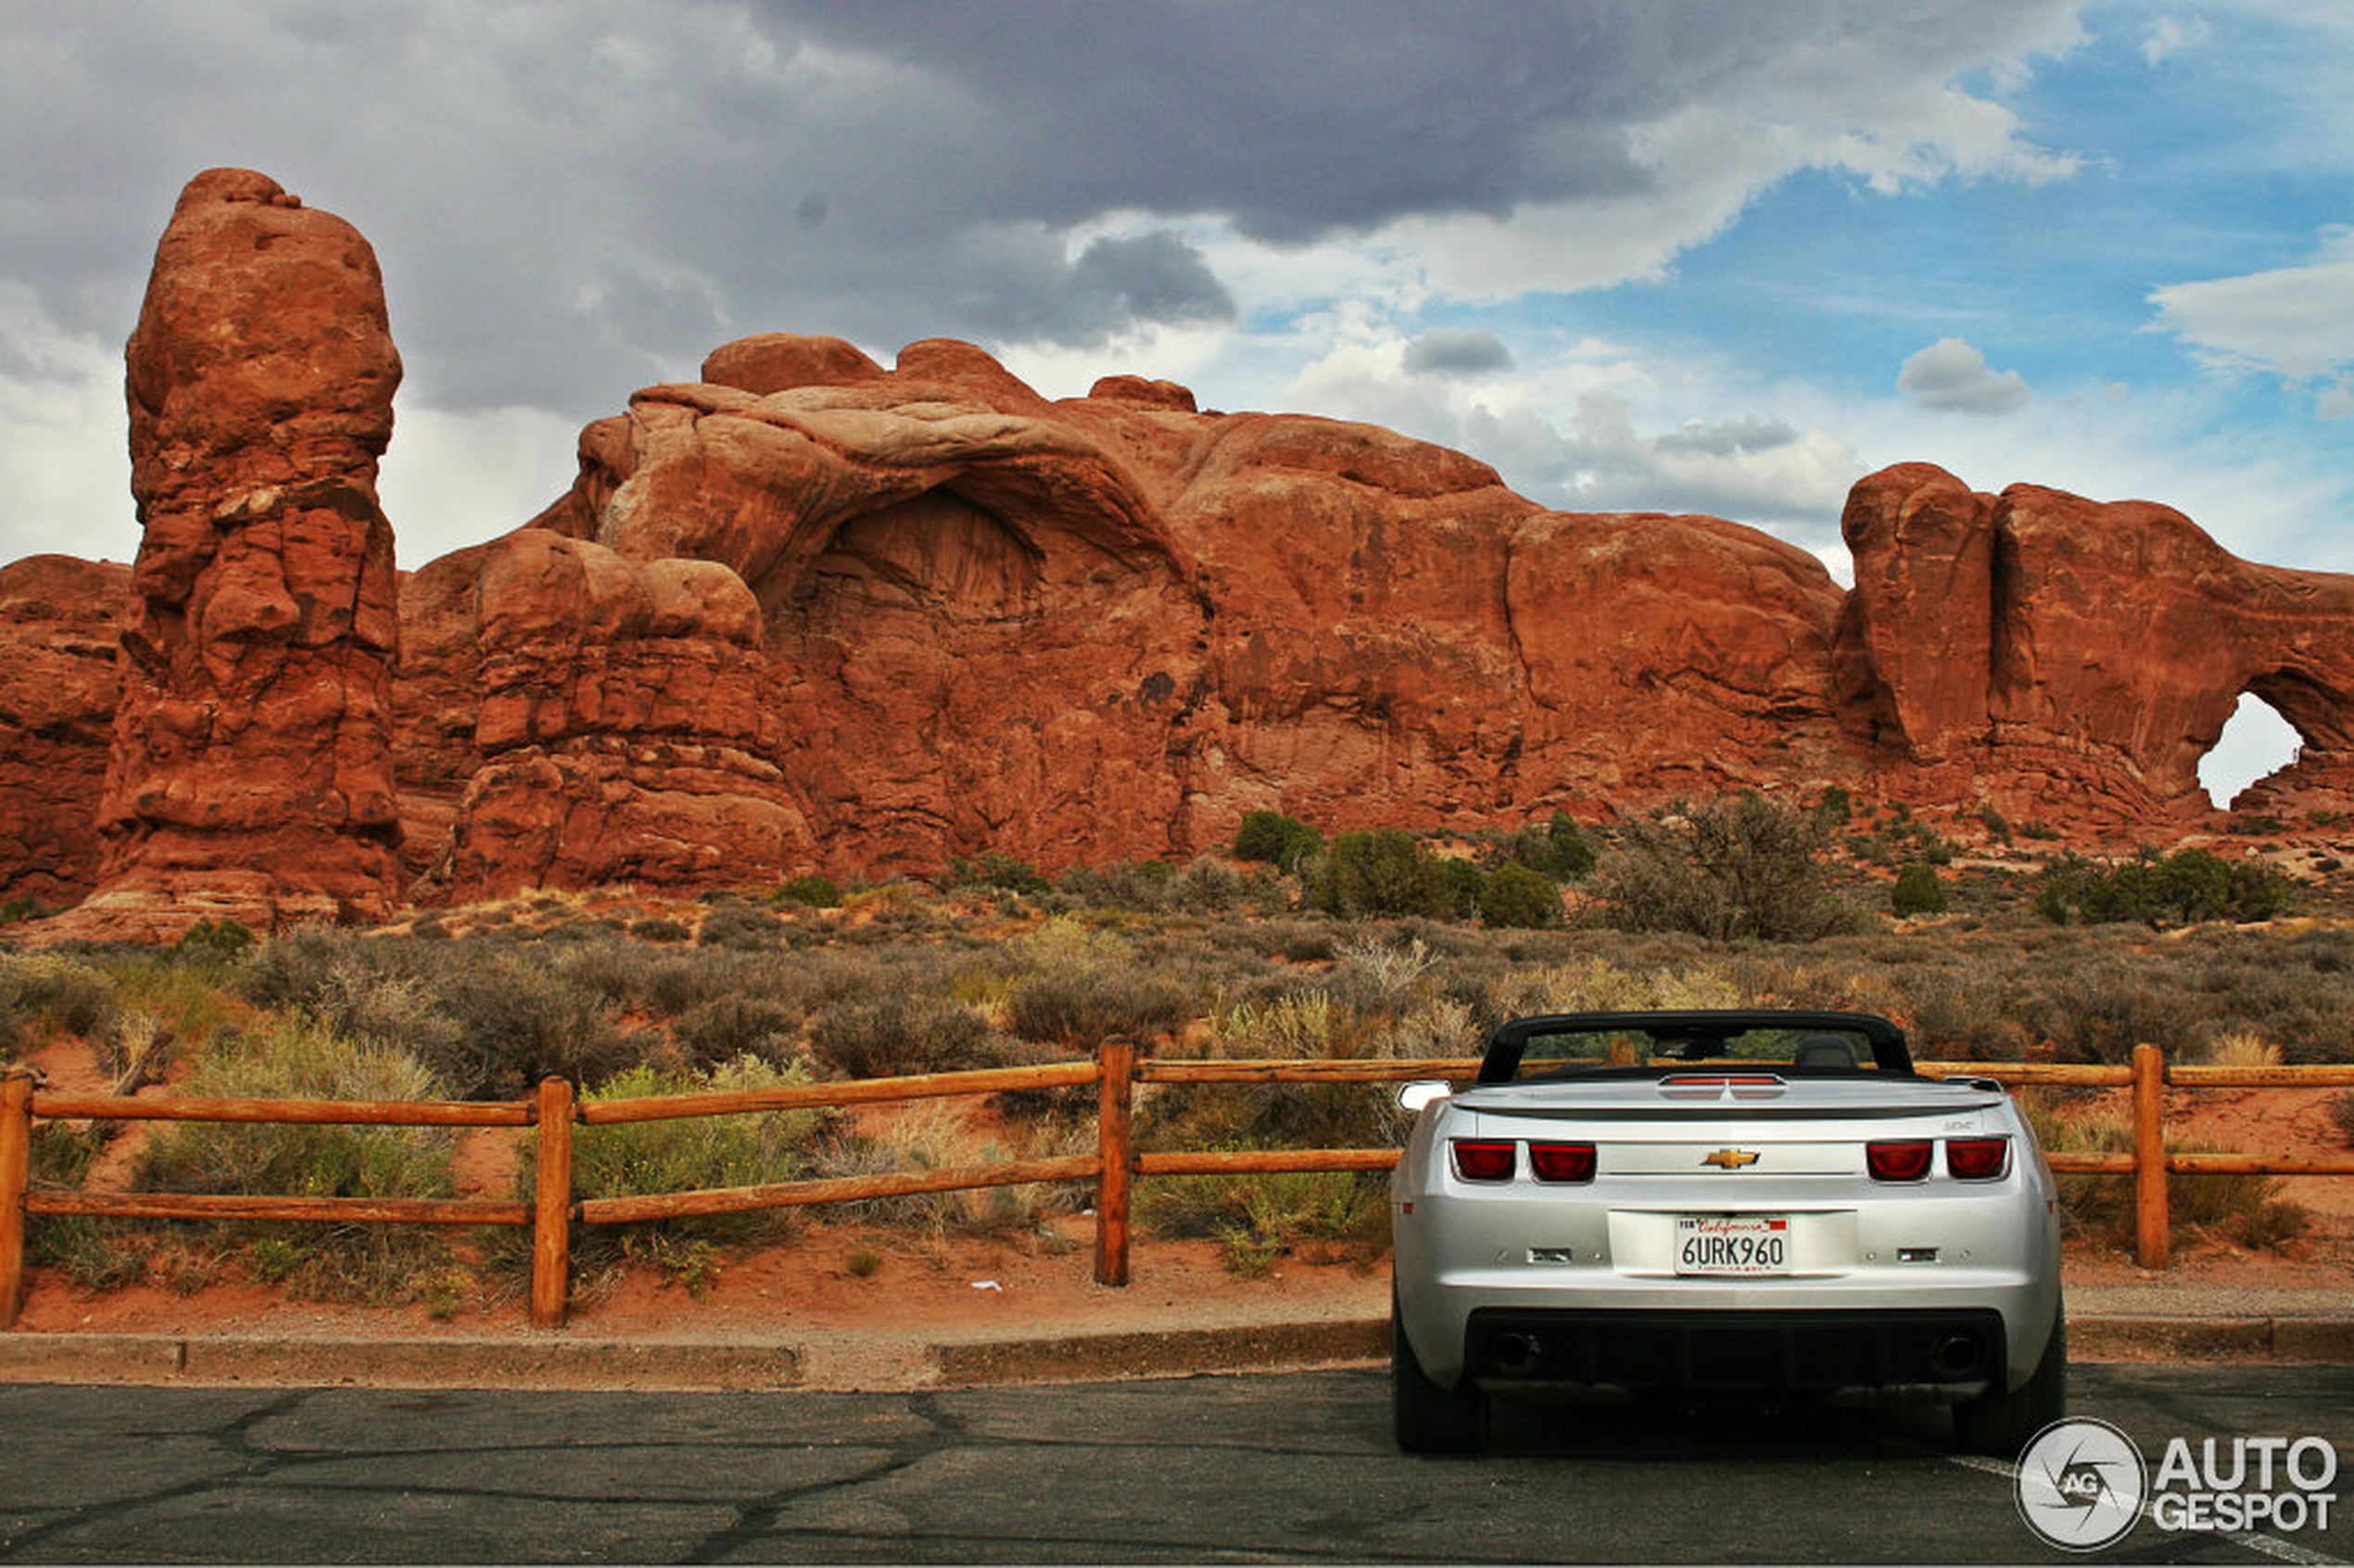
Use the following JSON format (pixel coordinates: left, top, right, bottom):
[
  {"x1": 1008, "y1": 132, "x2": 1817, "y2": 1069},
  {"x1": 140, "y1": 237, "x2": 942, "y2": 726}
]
[
  {"x1": 1450, "y1": 1139, "x2": 1516, "y2": 1182},
  {"x1": 1527, "y1": 1141, "x2": 1596, "y2": 1182},
  {"x1": 1946, "y1": 1136, "x2": 2010, "y2": 1180},
  {"x1": 1867, "y1": 1140, "x2": 1933, "y2": 1182}
]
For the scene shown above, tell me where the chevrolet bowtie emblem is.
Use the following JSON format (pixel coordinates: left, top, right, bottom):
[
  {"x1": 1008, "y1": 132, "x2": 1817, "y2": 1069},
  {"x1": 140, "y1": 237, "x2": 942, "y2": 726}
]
[{"x1": 1702, "y1": 1148, "x2": 1761, "y2": 1169}]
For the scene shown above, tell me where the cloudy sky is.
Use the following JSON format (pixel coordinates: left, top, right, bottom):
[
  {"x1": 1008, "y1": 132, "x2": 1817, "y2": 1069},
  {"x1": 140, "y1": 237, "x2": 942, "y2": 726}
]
[{"x1": 5, "y1": 0, "x2": 2348, "y2": 796}]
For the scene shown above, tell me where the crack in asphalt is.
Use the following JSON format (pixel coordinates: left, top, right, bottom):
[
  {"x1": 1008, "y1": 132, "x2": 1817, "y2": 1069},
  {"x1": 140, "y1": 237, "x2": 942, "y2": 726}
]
[
  {"x1": 0, "y1": 1389, "x2": 313, "y2": 1562},
  {"x1": 678, "y1": 1390, "x2": 968, "y2": 1563}
]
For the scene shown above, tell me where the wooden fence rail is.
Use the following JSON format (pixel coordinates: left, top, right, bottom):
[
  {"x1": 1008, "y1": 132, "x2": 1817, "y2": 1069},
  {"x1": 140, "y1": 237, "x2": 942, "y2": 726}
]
[{"x1": 6, "y1": 1043, "x2": 2354, "y2": 1330}]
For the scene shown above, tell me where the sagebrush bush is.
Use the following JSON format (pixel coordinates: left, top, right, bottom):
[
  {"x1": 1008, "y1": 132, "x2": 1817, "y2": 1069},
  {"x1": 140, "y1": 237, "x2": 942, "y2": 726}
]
[
  {"x1": 2022, "y1": 1092, "x2": 2310, "y2": 1253},
  {"x1": 1596, "y1": 792, "x2": 1867, "y2": 942},
  {"x1": 999, "y1": 918, "x2": 1192, "y2": 1046},
  {"x1": 807, "y1": 993, "x2": 1001, "y2": 1079},
  {"x1": 1139, "y1": 1166, "x2": 1387, "y2": 1272},
  {"x1": 558, "y1": 1056, "x2": 830, "y2": 1261},
  {"x1": 133, "y1": 1012, "x2": 456, "y2": 1300},
  {"x1": 423, "y1": 949, "x2": 632, "y2": 1099},
  {"x1": 674, "y1": 994, "x2": 804, "y2": 1071},
  {"x1": 0, "y1": 955, "x2": 118, "y2": 1046},
  {"x1": 697, "y1": 899, "x2": 786, "y2": 952}
]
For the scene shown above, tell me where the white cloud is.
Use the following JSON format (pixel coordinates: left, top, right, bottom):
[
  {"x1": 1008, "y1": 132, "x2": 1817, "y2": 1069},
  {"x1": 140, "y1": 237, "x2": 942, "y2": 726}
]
[
  {"x1": 2142, "y1": 15, "x2": 2213, "y2": 66},
  {"x1": 1275, "y1": 333, "x2": 1861, "y2": 556},
  {"x1": 1896, "y1": 337, "x2": 2033, "y2": 414},
  {"x1": 376, "y1": 401, "x2": 585, "y2": 569},
  {"x1": 0, "y1": 287, "x2": 135, "y2": 563},
  {"x1": 2149, "y1": 226, "x2": 2354, "y2": 398}
]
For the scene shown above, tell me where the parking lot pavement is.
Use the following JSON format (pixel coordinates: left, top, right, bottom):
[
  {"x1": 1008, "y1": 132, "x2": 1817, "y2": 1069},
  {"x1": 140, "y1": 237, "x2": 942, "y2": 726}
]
[{"x1": 1, "y1": 1364, "x2": 2346, "y2": 1563}]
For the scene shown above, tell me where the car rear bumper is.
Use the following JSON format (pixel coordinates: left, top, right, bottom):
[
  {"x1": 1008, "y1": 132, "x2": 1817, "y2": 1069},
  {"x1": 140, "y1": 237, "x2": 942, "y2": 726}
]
[{"x1": 1460, "y1": 1305, "x2": 2008, "y2": 1396}]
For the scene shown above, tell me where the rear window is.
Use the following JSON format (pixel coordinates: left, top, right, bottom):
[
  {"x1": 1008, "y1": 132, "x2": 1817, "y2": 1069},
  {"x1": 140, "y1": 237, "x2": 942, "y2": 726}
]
[{"x1": 1517, "y1": 1025, "x2": 1885, "y2": 1074}]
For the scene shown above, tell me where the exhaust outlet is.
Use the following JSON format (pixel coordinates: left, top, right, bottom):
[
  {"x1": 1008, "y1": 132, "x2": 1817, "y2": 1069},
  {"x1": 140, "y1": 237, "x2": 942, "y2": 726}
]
[
  {"x1": 1490, "y1": 1332, "x2": 1541, "y2": 1374},
  {"x1": 1930, "y1": 1331, "x2": 1982, "y2": 1379}
]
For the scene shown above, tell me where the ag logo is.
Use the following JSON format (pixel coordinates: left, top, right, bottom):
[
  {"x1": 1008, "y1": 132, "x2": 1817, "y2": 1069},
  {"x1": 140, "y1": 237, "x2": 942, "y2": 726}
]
[{"x1": 2016, "y1": 1418, "x2": 2146, "y2": 1551}]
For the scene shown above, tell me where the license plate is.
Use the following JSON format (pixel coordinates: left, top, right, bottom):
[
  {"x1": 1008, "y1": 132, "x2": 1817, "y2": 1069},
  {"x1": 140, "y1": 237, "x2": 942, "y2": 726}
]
[{"x1": 1675, "y1": 1215, "x2": 1791, "y2": 1276}]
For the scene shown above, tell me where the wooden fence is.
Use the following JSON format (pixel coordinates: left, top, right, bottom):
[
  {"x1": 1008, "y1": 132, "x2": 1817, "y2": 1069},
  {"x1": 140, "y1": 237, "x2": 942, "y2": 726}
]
[{"x1": 5, "y1": 1043, "x2": 2354, "y2": 1330}]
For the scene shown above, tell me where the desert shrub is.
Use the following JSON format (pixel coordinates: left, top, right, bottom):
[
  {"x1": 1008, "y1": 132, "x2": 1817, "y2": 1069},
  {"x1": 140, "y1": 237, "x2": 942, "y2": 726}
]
[
  {"x1": 133, "y1": 1013, "x2": 456, "y2": 1300},
  {"x1": 424, "y1": 950, "x2": 631, "y2": 1099},
  {"x1": 1322, "y1": 933, "x2": 1437, "y2": 1018},
  {"x1": 628, "y1": 917, "x2": 692, "y2": 942},
  {"x1": 1139, "y1": 1167, "x2": 1387, "y2": 1273},
  {"x1": 1057, "y1": 859, "x2": 1175, "y2": 911},
  {"x1": 1480, "y1": 863, "x2": 1562, "y2": 929},
  {"x1": 2331, "y1": 1091, "x2": 2354, "y2": 1147},
  {"x1": 944, "y1": 851, "x2": 1051, "y2": 895},
  {"x1": 1594, "y1": 792, "x2": 1867, "y2": 942},
  {"x1": 697, "y1": 899, "x2": 786, "y2": 952},
  {"x1": 2049, "y1": 848, "x2": 2300, "y2": 928},
  {"x1": 0, "y1": 893, "x2": 47, "y2": 926},
  {"x1": 999, "y1": 919, "x2": 1194, "y2": 1047},
  {"x1": 1891, "y1": 863, "x2": 1949, "y2": 917},
  {"x1": 0, "y1": 955, "x2": 117, "y2": 1048},
  {"x1": 777, "y1": 874, "x2": 842, "y2": 908},
  {"x1": 1170, "y1": 856, "x2": 1272, "y2": 914},
  {"x1": 1234, "y1": 809, "x2": 1323, "y2": 872},
  {"x1": 560, "y1": 1056, "x2": 829, "y2": 1266},
  {"x1": 673, "y1": 995, "x2": 805, "y2": 1071},
  {"x1": 1004, "y1": 965, "x2": 1193, "y2": 1048},
  {"x1": 2198, "y1": 1031, "x2": 2282, "y2": 1069},
  {"x1": 807, "y1": 993, "x2": 1001, "y2": 1079},
  {"x1": 170, "y1": 917, "x2": 256, "y2": 966},
  {"x1": 1504, "y1": 812, "x2": 1597, "y2": 880},
  {"x1": 813, "y1": 1099, "x2": 1082, "y2": 1235},
  {"x1": 1306, "y1": 830, "x2": 1457, "y2": 919},
  {"x1": 2023, "y1": 1093, "x2": 2309, "y2": 1253},
  {"x1": 23, "y1": 1122, "x2": 150, "y2": 1289},
  {"x1": 240, "y1": 923, "x2": 363, "y2": 1008}
]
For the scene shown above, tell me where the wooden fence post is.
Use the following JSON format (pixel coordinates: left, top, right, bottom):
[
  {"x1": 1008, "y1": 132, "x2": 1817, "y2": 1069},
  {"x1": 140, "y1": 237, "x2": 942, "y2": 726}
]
[
  {"x1": 532, "y1": 1076, "x2": 575, "y2": 1329},
  {"x1": 2133, "y1": 1043, "x2": 2170, "y2": 1271},
  {"x1": 0, "y1": 1072, "x2": 33, "y2": 1331},
  {"x1": 1095, "y1": 1039, "x2": 1135, "y2": 1287}
]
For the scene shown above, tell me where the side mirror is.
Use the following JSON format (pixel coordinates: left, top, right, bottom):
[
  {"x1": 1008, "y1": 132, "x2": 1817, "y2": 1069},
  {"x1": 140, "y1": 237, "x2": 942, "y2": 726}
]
[{"x1": 1396, "y1": 1081, "x2": 1450, "y2": 1114}]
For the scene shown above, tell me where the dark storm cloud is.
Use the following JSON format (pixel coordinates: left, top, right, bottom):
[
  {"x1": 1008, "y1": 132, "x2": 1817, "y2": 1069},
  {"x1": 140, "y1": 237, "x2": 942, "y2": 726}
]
[
  {"x1": 1403, "y1": 329, "x2": 1515, "y2": 376},
  {"x1": 0, "y1": 0, "x2": 2079, "y2": 422}
]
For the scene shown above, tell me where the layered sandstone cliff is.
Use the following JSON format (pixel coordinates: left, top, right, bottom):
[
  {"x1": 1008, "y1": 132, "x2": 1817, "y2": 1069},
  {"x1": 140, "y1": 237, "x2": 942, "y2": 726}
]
[
  {"x1": 6, "y1": 173, "x2": 2352, "y2": 935},
  {"x1": 57, "y1": 169, "x2": 405, "y2": 938}
]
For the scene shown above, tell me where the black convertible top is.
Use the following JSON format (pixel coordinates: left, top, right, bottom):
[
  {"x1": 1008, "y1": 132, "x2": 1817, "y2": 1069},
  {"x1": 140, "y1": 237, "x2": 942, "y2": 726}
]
[{"x1": 1474, "y1": 1008, "x2": 1915, "y2": 1084}]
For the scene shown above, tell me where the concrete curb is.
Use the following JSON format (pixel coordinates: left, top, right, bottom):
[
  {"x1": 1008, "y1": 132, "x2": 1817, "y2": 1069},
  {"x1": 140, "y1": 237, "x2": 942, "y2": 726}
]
[{"x1": 0, "y1": 1313, "x2": 2345, "y2": 1393}]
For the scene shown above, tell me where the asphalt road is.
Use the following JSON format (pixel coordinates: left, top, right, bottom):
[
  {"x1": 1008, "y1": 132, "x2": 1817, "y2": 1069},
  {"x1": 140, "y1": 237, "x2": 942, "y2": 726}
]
[{"x1": 0, "y1": 1366, "x2": 2347, "y2": 1563}]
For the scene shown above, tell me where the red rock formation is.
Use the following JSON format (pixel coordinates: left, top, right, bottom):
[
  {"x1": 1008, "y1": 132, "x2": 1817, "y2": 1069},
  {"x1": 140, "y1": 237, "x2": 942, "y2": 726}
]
[
  {"x1": 1834, "y1": 466, "x2": 2354, "y2": 823},
  {"x1": 10, "y1": 174, "x2": 2354, "y2": 927},
  {"x1": 0, "y1": 556, "x2": 129, "y2": 908},
  {"x1": 429, "y1": 530, "x2": 805, "y2": 899},
  {"x1": 66, "y1": 169, "x2": 405, "y2": 938}
]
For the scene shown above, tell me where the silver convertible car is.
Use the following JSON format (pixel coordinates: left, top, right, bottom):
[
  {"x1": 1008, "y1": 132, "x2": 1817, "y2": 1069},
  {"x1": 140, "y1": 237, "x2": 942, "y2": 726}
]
[{"x1": 1389, "y1": 1009, "x2": 2064, "y2": 1453}]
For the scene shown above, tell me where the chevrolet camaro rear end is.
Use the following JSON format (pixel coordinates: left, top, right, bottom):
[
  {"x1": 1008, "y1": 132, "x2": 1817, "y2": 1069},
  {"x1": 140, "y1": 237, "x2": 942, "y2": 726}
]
[{"x1": 1389, "y1": 1010, "x2": 2064, "y2": 1453}]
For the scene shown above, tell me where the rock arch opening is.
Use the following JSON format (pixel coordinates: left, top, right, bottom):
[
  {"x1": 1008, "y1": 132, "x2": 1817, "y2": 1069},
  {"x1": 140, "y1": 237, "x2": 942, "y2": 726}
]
[{"x1": 2199, "y1": 690, "x2": 2302, "y2": 810}]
